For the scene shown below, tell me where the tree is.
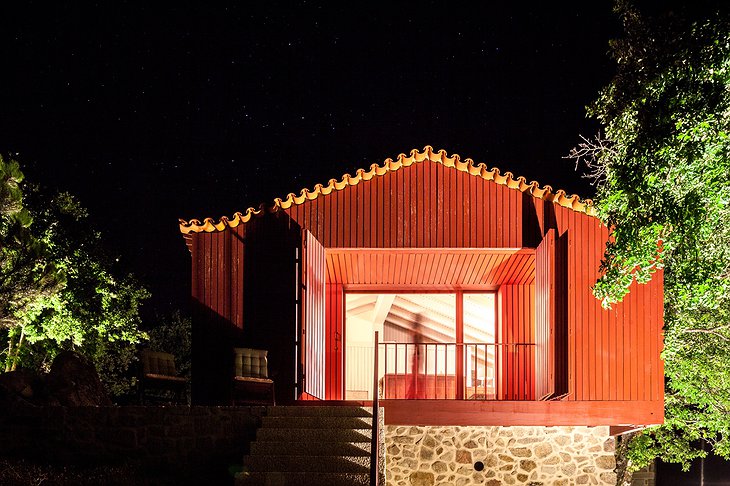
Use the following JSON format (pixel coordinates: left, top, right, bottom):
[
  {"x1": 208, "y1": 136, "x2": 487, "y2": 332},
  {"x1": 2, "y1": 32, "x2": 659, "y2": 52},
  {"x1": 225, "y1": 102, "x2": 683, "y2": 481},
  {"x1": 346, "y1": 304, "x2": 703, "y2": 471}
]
[
  {"x1": 0, "y1": 155, "x2": 64, "y2": 371},
  {"x1": 569, "y1": 1, "x2": 730, "y2": 470},
  {"x1": 0, "y1": 156, "x2": 149, "y2": 397},
  {"x1": 14, "y1": 189, "x2": 149, "y2": 396},
  {"x1": 147, "y1": 309, "x2": 192, "y2": 393}
]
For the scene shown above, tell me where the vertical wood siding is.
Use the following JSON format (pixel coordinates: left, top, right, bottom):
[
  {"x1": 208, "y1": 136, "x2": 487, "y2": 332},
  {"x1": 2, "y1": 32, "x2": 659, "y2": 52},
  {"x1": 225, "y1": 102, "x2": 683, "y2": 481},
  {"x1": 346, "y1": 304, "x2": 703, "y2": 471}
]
[
  {"x1": 284, "y1": 160, "x2": 524, "y2": 248},
  {"x1": 498, "y1": 284, "x2": 535, "y2": 400},
  {"x1": 554, "y1": 205, "x2": 664, "y2": 402},
  {"x1": 303, "y1": 231, "x2": 326, "y2": 399},
  {"x1": 325, "y1": 283, "x2": 344, "y2": 399},
  {"x1": 535, "y1": 230, "x2": 555, "y2": 400},
  {"x1": 191, "y1": 227, "x2": 245, "y2": 329},
  {"x1": 189, "y1": 157, "x2": 663, "y2": 409}
]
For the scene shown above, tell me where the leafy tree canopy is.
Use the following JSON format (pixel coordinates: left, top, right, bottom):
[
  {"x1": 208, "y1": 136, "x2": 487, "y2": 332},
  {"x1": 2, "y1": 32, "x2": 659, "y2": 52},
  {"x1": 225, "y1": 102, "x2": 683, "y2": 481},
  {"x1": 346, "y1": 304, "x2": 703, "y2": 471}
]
[
  {"x1": 571, "y1": 0, "x2": 730, "y2": 470},
  {"x1": 0, "y1": 156, "x2": 64, "y2": 333},
  {"x1": 0, "y1": 156, "x2": 149, "y2": 397}
]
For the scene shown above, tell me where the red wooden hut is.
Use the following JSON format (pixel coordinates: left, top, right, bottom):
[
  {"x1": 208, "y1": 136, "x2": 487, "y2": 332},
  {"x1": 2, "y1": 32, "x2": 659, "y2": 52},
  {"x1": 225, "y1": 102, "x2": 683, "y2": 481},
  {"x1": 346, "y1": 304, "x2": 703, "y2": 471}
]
[{"x1": 179, "y1": 146, "x2": 663, "y2": 427}]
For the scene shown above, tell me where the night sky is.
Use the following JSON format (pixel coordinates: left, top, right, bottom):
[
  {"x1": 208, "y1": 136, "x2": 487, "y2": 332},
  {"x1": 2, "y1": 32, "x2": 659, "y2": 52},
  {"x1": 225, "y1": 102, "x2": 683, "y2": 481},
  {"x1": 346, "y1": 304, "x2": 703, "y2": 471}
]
[{"x1": 0, "y1": 3, "x2": 621, "y2": 316}]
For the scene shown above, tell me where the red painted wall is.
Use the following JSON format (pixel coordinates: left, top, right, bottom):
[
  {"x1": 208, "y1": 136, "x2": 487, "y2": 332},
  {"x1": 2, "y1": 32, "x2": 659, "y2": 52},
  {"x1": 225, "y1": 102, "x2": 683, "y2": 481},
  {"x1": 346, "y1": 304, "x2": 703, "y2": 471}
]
[
  {"x1": 284, "y1": 160, "x2": 532, "y2": 249},
  {"x1": 187, "y1": 154, "x2": 664, "y2": 422},
  {"x1": 498, "y1": 284, "x2": 535, "y2": 400}
]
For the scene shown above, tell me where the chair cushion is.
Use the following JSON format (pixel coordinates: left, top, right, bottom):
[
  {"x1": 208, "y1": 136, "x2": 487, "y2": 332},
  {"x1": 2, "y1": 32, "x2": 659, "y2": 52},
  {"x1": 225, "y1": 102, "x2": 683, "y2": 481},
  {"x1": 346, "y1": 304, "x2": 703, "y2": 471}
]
[
  {"x1": 233, "y1": 348, "x2": 269, "y2": 379},
  {"x1": 140, "y1": 350, "x2": 178, "y2": 376}
]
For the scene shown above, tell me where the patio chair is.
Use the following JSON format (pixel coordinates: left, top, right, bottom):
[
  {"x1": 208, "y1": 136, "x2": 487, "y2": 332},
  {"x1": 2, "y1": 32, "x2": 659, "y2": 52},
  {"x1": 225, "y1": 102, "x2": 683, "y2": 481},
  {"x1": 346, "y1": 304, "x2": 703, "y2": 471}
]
[
  {"x1": 138, "y1": 349, "x2": 188, "y2": 405},
  {"x1": 232, "y1": 347, "x2": 275, "y2": 405}
]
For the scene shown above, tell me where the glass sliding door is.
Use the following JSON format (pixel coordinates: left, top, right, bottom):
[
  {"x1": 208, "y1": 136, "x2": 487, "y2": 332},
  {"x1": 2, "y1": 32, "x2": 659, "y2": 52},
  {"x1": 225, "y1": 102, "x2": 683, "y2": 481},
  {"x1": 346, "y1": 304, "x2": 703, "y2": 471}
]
[
  {"x1": 344, "y1": 292, "x2": 495, "y2": 400},
  {"x1": 345, "y1": 293, "x2": 456, "y2": 400},
  {"x1": 463, "y1": 293, "x2": 497, "y2": 399}
]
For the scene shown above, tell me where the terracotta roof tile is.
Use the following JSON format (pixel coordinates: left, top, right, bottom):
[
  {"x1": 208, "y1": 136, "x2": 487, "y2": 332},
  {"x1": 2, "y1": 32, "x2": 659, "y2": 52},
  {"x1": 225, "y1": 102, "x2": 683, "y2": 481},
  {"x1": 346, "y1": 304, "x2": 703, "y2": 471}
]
[{"x1": 179, "y1": 146, "x2": 595, "y2": 234}]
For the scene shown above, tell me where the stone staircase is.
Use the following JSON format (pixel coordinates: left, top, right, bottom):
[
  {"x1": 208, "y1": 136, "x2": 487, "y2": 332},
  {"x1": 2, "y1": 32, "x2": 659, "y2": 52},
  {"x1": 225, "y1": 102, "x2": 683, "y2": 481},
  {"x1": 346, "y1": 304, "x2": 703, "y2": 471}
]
[{"x1": 236, "y1": 405, "x2": 382, "y2": 486}]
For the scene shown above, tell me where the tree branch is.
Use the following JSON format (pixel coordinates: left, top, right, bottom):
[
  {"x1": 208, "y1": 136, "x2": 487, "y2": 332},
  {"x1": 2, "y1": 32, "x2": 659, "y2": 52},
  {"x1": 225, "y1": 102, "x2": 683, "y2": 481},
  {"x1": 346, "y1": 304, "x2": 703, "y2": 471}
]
[
  {"x1": 681, "y1": 327, "x2": 730, "y2": 342},
  {"x1": 564, "y1": 132, "x2": 616, "y2": 185}
]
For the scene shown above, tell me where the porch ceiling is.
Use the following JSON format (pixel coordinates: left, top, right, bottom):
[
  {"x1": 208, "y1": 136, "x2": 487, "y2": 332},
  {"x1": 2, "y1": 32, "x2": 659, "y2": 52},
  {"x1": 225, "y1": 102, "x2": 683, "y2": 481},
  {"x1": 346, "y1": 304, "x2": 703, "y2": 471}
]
[{"x1": 326, "y1": 248, "x2": 535, "y2": 288}]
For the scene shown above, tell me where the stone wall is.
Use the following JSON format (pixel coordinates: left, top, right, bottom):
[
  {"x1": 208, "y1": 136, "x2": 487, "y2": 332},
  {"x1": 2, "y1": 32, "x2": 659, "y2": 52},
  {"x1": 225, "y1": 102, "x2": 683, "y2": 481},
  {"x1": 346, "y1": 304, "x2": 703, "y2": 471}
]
[
  {"x1": 385, "y1": 425, "x2": 617, "y2": 486},
  {"x1": 0, "y1": 406, "x2": 262, "y2": 476}
]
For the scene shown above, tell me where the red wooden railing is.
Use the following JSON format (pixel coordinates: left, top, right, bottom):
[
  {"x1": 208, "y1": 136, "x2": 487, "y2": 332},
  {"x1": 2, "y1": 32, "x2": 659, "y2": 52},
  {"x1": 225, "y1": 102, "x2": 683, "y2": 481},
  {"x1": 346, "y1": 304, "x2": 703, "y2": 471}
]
[
  {"x1": 370, "y1": 331, "x2": 380, "y2": 486},
  {"x1": 377, "y1": 342, "x2": 535, "y2": 400}
]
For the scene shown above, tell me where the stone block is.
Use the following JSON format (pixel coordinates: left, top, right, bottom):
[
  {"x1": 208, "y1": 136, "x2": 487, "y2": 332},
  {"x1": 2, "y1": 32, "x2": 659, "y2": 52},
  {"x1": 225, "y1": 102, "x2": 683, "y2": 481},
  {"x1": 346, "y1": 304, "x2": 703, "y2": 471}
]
[
  {"x1": 409, "y1": 471, "x2": 434, "y2": 486},
  {"x1": 463, "y1": 439, "x2": 477, "y2": 449},
  {"x1": 520, "y1": 459, "x2": 537, "y2": 472},
  {"x1": 509, "y1": 447, "x2": 532, "y2": 457},
  {"x1": 419, "y1": 446, "x2": 434, "y2": 461},
  {"x1": 455, "y1": 449, "x2": 472, "y2": 464},
  {"x1": 602, "y1": 438, "x2": 615, "y2": 452},
  {"x1": 595, "y1": 454, "x2": 616, "y2": 470},
  {"x1": 535, "y1": 442, "x2": 553, "y2": 458},
  {"x1": 600, "y1": 471, "x2": 618, "y2": 483}
]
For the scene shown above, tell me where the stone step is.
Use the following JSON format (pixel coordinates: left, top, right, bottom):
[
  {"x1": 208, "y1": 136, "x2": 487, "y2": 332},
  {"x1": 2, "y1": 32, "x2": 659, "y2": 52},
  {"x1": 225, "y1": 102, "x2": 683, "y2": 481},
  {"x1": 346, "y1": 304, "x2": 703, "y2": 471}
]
[
  {"x1": 235, "y1": 471, "x2": 369, "y2": 486},
  {"x1": 261, "y1": 415, "x2": 372, "y2": 429},
  {"x1": 256, "y1": 427, "x2": 372, "y2": 443},
  {"x1": 243, "y1": 454, "x2": 370, "y2": 473},
  {"x1": 265, "y1": 406, "x2": 373, "y2": 417},
  {"x1": 250, "y1": 440, "x2": 371, "y2": 457}
]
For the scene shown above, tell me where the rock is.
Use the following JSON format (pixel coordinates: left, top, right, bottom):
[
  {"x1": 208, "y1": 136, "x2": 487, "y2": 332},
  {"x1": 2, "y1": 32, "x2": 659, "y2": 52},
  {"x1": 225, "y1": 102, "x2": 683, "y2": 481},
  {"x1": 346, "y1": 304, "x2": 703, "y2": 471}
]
[
  {"x1": 455, "y1": 449, "x2": 472, "y2": 464},
  {"x1": 535, "y1": 442, "x2": 553, "y2": 458},
  {"x1": 520, "y1": 459, "x2": 537, "y2": 472},
  {"x1": 595, "y1": 454, "x2": 616, "y2": 470},
  {"x1": 419, "y1": 445, "x2": 434, "y2": 461},
  {"x1": 510, "y1": 447, "x2": 532, "y2": 457},
  {"x1": 409, "y1": 471, "x2": 434, "y2": 486},
  {"x1": 485, "y1": 454, "x2": 499, "y2": 467},
  {"x1": 45, "y1": 351, "x2": 111, "y2": 406},
  {"x1": 603, "y1": 438, "x2": 615, "y2": 452},
  {"x1": 463, "y1": 439, "x2": 478, "y2": 449},
  {"x1": 0, "y1": 368, "x2": 41, "y2": 410},
  {"x1": 555, "y1": 435, "x2": 570, "y2": 446},
  {"x1": 0, "y1": 368, "x2": 38, "y2": 398},
  {"x1": 499, "y1": 454, "x2": 515, "y2": 462},
  {"x1": 544, "y1": 455, "x2": 560, "y2": 465},
  {"x1": 600, "y1": 472, "x2": 618, "y2": 483}
]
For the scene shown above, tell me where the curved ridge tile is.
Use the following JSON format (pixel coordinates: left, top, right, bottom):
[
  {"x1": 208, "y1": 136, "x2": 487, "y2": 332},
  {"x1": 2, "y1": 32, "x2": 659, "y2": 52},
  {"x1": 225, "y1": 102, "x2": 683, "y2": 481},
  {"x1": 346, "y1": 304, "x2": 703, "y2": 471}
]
[{"x1": 179, "y1": 145, "x2": 595, "y2": 233}]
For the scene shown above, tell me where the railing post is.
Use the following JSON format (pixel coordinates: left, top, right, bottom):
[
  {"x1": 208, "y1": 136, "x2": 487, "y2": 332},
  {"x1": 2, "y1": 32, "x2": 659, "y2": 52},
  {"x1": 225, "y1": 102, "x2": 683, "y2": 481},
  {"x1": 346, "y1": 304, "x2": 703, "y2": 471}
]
[{"x1": 370, "y1": 331, "x2": 380, "y2": 486}]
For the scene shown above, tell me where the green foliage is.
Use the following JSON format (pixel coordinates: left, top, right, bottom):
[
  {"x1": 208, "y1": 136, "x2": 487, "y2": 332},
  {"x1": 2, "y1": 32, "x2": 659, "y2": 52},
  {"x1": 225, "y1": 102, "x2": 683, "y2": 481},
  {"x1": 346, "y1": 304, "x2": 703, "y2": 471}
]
[
  {"x1": 0, "y1": 156, "x2": 64, "y2": 336},
  {"x1": 0, "y1": 156, "x2": 149, "y2": 397},
  {"x1": 147, "y1": 310, "x2": 192, "y2": 378},
  {"x1": 572, "y1": 1, "x2": 730, "y2": 471},
  {"x1": 15, "y1": 189, "x2": 149, "y2": 395}
]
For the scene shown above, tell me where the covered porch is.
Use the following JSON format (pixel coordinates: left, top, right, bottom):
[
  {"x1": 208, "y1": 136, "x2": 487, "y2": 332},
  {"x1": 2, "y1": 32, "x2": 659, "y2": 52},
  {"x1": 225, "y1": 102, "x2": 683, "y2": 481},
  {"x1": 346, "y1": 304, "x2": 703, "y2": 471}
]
[{"x1": 299, "y1": 246, "x2": 551, "y2": 404}]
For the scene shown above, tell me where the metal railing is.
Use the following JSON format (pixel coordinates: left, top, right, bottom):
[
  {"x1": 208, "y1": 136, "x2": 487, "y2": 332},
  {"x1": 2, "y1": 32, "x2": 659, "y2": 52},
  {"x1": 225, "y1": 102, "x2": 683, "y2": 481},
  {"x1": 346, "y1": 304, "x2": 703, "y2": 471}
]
[{"x1": 377, "y1": 342, "x2": 535, "y2": 400}]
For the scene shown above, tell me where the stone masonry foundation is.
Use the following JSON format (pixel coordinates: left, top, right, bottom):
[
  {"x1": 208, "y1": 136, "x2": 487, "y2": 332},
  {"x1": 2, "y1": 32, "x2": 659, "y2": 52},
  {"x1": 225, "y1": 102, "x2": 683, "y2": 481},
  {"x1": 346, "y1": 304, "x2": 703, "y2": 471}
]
[{"x1": 385, "y1": 425, "x2": 617, "y2": 486}]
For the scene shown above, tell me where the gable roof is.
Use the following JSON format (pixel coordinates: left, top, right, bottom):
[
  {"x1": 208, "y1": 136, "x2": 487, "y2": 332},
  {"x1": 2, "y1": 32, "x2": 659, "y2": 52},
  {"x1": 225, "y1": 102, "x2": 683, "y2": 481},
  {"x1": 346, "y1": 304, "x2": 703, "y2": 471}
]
[{"x1": 179, "y1": 145, "x2": 595, "y2": 234}]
